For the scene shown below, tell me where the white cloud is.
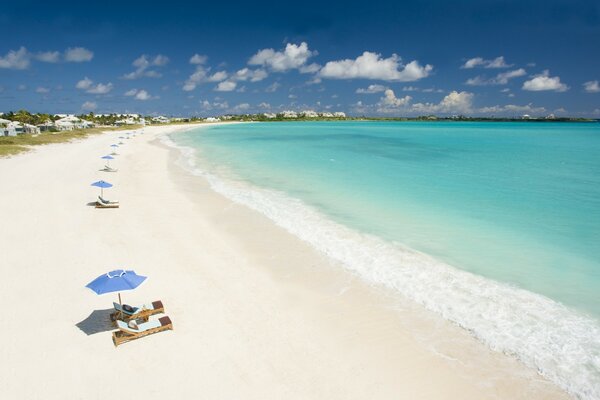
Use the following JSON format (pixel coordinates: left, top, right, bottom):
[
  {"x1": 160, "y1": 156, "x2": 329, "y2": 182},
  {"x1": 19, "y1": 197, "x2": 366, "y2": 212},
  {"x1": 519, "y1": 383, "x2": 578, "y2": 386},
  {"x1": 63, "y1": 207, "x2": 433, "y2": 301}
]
[
  {"x1": 248, "y1": 42, "x2": 316, "y2": 72},
  {"x1": 1, "y1": 46, "x2": 95, "y2": 68},
  {"x1": 265, "y1": 82, "x2": 281, "y2": 92},
  {"x1": 380, "y1": 89, "x2": 412, "y2": 107},
  {"x1": 182, "y1": 66, "x2": 228, "y2": 91},
  {"x1": 75, "y1": 77, "x2": 112, "y2": 94},
  {"x1": 0, "y1": 47, "x2": 30, "y2": 69},
  {"x1": 200, "y1": 100, "x2": 229, "y2": 110},
  {"x1": 35, "y1": 87, "x2": 50, "y2": 94},
  {"x1": 318, "y1": 51, "x2": 432, "y2": 82},
  {"x1": 233, "y1": 68, "x2": 268, "y2": 82},
  {"x1": 215, "y1": 80, "x2": 237, "y2": 91},
  {"x1": 64, "y1": 47, "x2": 94, "y2": 62},
  {"x1": 123, "y1": 88, "x2": 156, "y2": 100},
  {"x1": 152, "y1": 55, "x2": 169, "y2": 66},
  {"x1": 207, "y1": 71, "x2": 228, "y2": 82},
  {"x1": 81, "y1": 101, "x2": 97, "y2": 111},
  {"x1": 522, "y1": 70, "x2": 568, "y2": 92},
  {"x1": 258, "y1": 102, "x2": 271, "y2": 109},
  {"x1": 190, "y1": 54, "x2": 208, "y2": 64},
  {"x1": 409, "y1": 91, "x2": 474, "y2": 114},
  {"x1": 86, "y1": 82, "x2": 113, "y2": 94},
  {"x1": 356, "y1": 84, "x2": 387, "y2": 94},
  {"x1": 134, "y1": 90, "x2": 155, "y2": 100},
  {"x1": 299, "y1": 63, "x2": 321, "y2": 73},
  {"x1": 76, "y1": 77, "x2": 93, "y2": 90},
  {"x1": 123, "y1": 54, "x2": 169, "y2": 79},
  {"x1": 466, "y1": 68, "x2": 527, "y2": 86},
  {"x1": 462, "y1": 56, "x2": 511, "y2": 69},
  {"x1": 36, "y1": 51, "x2": 61, "y2": 63},
  {"x1": 583, "y1": 80, "x2": 600, "y2": 93},
  {"x1": 232, "y1": 103, "x2": 250, "y2": 112},
  {"x1": 486, "y1": 56, "x2": 511, "y2": 68}
]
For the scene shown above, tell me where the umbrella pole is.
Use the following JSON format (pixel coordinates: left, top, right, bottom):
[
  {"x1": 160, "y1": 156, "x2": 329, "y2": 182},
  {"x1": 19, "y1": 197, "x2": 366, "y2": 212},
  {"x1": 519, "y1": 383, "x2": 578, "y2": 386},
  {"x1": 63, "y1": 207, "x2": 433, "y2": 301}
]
[{"x1": 118, "y1": 292, "x2": 122, "y2": 306}]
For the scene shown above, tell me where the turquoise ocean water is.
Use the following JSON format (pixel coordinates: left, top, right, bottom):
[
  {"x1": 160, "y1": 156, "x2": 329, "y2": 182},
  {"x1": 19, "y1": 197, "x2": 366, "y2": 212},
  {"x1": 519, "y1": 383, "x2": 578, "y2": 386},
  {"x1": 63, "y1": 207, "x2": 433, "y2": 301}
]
[{"x1": 169, "y1": 121, "x2": 600, "y2": 399}]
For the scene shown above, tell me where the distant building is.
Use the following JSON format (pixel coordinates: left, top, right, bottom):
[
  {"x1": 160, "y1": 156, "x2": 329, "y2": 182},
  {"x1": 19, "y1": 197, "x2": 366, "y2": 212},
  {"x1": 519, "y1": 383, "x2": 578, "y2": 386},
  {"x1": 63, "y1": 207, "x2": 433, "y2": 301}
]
[
  {"x1": 333, "y1": 112, "x2": 346, "y2": 118},
  {"x1": 37, "y1": 120, "x2": 55, "y2": 132},
  {"x1": 522, "y1": 114, "x2": 531, "y2": 120},
  {"x1": 115, "y1": 117, "x2": 138, "y2": 126},
  {"x1": 282, "y1": 110, "x2": 298, "y2": 118},
  {"x1": 151, "y1": 116, "x2": 171, "y2": 124},
  {"x1": 301, "y1": 110, "x2": 318, "y2": 118},
  {"x1": 23, "y1": 123, "x2": 40, "y2": 134},
  {"x1": 320, "y1": 112, "x2": 334, "y2": 118},
  {"x1": 1, "y1": 118, "x2": 16, "y2": 136},
  {"x1": 263, "y1": 113, "x2": 277, "y2": 119},
  {"x1": 205, "y1": 117, "x2": 221, "y2": 122},
  {"x1": 55, "y1": 116, "x2": 95, "y2": 131}
]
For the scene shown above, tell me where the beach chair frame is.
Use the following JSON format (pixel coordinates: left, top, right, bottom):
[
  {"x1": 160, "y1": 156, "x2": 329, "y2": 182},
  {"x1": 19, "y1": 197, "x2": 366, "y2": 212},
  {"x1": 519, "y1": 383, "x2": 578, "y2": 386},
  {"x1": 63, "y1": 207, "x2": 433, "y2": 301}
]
[
  {"x1": 112, "y1": 316, "x2": 173, "y2": 347},
  {"x1": 111, "y1": 300, "x2": 165, "y2": 323},
  {"x1": 95, "y1": 196, "x2": 119, "y2": 208}
]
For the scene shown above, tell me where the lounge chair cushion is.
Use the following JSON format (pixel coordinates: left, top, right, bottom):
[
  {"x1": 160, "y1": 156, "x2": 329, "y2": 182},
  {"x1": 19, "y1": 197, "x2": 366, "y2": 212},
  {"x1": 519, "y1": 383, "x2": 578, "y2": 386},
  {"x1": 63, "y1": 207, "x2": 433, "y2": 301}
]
[{"x1": 123, "y1": 304, "x2": 134, "y2": 312}]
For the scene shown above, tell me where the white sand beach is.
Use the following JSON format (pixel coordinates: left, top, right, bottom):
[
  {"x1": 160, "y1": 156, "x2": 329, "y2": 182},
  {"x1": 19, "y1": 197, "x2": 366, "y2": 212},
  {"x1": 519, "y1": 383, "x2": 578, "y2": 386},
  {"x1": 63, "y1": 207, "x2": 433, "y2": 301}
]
[{"x1": 0, "y1": 123, "x2": 571, "y2": 399}]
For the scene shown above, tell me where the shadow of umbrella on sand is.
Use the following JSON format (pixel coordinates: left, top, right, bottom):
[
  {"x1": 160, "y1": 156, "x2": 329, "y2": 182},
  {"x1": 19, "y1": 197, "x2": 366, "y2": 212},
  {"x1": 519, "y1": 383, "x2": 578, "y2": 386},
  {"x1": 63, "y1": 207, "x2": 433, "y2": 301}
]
[{"x1": 76, "y1": 309, "x2": 114, "y2": 335}]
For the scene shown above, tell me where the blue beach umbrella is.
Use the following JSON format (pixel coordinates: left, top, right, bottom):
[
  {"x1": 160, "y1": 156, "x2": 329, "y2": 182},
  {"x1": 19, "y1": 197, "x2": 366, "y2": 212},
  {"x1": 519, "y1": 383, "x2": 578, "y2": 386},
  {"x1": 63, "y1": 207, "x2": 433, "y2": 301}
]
[
  {"x1": 101, "y1": 155, "x2": 114, "y2": 167},
  {"x1": 110, "y1": 144, "x2": 119, "y2": 155},
  {"x1": 86, "y1": 269, "x2": 147, "y2": 305},
  {"x1": 91, "y1": 180, "x2": 113, "y2": 198}
]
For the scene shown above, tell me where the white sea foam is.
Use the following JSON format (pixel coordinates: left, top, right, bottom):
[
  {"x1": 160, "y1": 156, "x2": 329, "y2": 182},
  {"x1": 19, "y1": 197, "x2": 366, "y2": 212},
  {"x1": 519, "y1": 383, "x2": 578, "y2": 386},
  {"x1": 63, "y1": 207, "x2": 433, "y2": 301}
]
[{"x1": 163, "y1": 132, "x2": 600, "y2": 400}]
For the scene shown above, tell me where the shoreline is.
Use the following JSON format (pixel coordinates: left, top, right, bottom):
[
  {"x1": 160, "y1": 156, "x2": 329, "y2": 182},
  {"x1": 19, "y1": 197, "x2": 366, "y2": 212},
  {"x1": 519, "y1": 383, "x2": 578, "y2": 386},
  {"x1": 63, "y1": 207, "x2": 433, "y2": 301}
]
[{"x1": 0, "y1": 123, "x2": 570, "y2": 399}]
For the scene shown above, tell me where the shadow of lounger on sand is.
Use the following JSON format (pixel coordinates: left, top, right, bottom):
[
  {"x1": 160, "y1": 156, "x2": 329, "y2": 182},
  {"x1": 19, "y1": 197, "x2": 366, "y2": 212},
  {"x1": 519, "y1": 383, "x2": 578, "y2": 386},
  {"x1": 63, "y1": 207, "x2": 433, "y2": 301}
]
[{"x1": 76, "y1": 308, "x2": 114, "y2": 335}]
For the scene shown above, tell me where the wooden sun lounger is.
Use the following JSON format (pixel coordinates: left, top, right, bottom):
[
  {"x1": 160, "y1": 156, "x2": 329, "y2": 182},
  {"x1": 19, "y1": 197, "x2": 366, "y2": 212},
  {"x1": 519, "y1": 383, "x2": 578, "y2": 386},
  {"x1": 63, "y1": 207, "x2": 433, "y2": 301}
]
[
  {"x1": 96, "y1": 196, "x2": 119, "y2": 208},
  {"x1": 111, "y1": 300, "x2": 165, "y2": 322},
  {"x1": 102, "y1": 165, "x2": 118, "y2": 172},
  {"x1": 112, "y1": 316, "x2": 173, "y2": 346}
]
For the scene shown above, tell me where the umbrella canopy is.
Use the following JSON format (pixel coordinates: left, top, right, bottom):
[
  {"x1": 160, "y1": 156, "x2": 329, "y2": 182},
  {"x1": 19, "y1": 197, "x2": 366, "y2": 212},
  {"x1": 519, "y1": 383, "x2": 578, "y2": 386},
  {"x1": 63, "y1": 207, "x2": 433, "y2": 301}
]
[
  {"x1": 101, "y1": 155, "x2": 114, "y2": 169},
  {"x1": 91, "y1": 180, "x2": 113, "y2": 197},
  {"x1": 86, "y1": 269, "x2": 147, "y2": 295},
  {"x1": 91, "y1": 180, "x2": 113, "y2": 189},
  {"x1": 110, "y1": 144, "x2": 119, "y2": 148}
]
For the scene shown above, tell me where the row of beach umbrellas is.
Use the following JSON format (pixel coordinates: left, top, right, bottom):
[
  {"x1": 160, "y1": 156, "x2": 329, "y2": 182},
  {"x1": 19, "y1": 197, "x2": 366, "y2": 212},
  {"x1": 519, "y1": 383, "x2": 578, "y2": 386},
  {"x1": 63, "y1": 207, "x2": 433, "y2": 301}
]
[{"x1": 87, "y1": 129, "x2": 147, "y2": 306}]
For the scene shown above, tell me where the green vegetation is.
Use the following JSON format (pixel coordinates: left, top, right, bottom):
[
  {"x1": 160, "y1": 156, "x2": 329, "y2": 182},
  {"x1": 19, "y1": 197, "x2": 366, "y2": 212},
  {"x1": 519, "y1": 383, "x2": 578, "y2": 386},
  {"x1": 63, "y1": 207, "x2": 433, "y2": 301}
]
[{"x1": 0, "y1": 125, "x2": 140, "y2": 158}]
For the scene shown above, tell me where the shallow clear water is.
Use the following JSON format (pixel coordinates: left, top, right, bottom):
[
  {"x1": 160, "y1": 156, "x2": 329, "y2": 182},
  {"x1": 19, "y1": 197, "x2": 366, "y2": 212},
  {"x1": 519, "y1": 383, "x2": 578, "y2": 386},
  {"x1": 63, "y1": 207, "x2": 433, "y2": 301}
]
[{"x1": 171, "y1": 121, "x2": 600, "y2": 399}]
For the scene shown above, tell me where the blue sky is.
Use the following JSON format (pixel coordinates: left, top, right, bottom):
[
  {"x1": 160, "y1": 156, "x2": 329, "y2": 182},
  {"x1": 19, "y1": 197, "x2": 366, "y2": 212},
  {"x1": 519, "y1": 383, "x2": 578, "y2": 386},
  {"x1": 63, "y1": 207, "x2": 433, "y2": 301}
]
[{"x1": 1, "y1": 0, "x2": 599, "y2": 117}]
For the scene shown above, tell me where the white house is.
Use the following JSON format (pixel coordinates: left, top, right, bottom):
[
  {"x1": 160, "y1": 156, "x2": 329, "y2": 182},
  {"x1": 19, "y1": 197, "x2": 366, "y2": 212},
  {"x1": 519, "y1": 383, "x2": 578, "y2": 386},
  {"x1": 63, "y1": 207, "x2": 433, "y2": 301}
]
[
  {"x1": 37, "y1": 120, "x2": 55, "y2": 132},
  {"x1": 151, "y1": 116, "x2": 171, "y2": 124},
  {"x1": 263, "y1": 113, "x2": 277, "y2": 119},
  {"x1": 301, "y1": 110, "x2": 318, "y2": 118},
  {"x1": 1, "y1": 118, "x2": 16, "y2": 136},
  {"x1": 282, "y1": 110, "x2": 298, "y2": 118},
  {"x1": 55, "y1": 116, "x2": 95, "y2": 131},
  {"x1": 23, "y1": 123, "x2": 40, "y2": 134},
  {"x1": 205, "y1": 117, "x2": 221, "y2": 122},
  {"x1": 115, "y1": 117, "x2": 138, "y2": 126},
  {"x1": 333, "y1": 112, "x2": 346, "y2": 118}
]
